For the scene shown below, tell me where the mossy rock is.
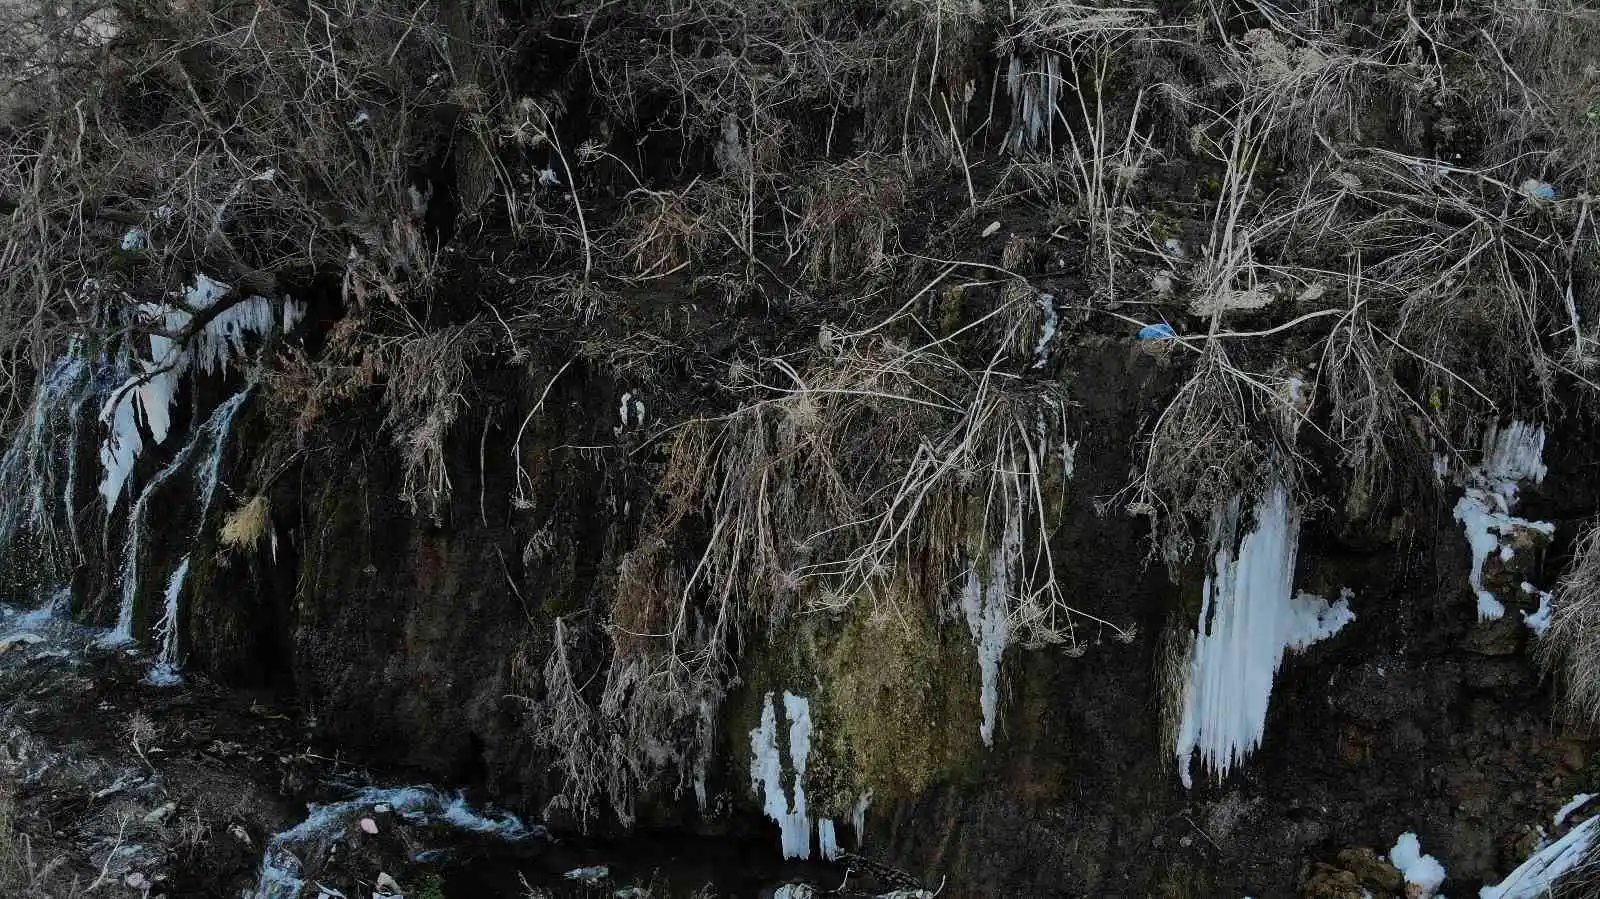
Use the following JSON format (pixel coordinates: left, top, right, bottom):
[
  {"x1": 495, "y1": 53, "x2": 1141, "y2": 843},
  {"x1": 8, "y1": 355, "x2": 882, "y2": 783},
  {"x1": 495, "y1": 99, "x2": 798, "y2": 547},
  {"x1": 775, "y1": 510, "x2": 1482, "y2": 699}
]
[
  {"x1": 729, "y1": 585, "x2": 986, "y2": 820},
  {"x1": 819, "y1": 594, "x2": 984, "y2": 802}
]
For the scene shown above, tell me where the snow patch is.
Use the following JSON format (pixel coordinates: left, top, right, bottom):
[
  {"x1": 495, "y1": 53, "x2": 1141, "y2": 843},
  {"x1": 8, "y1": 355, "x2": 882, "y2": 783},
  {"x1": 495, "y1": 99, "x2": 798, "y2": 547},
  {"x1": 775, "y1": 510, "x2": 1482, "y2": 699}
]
[
  {"x1": 1175, "y1": 485, "x2": 1354, "y2": 787},
  {"x1": 1389, "y1": 832, "x2": 1446, "y2": 897},
  {"x1": 1453, "y1": 422, "x2": 1552, "y2": 620},
  {"x1": 1481, "y1": 815, "x2": 1600, "y2": 899}
]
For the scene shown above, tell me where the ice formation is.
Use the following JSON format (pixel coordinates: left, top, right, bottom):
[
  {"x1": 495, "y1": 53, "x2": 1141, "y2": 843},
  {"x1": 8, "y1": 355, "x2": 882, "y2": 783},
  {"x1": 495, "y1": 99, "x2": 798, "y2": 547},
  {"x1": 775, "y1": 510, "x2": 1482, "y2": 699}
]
[
  {"x1": 1522, "y1": 583, "x2": 1555, "y2": 637},
  {"x1": 962, "y1": 506, "x2": 1020, "y2": 747},
  {"x1": 0, "y1": 353, "x2": 89, "y2": 547},
  {"x1": 818, "y1": 819, "x2": 840, "y2": 861},
  {"x1": 852, "y1": 790, "x2": 872, "y2": 846},
  {"x1": 1004, "y1": 53, "x2": 1061, "y2": 155},
  {"x1": 1031, "y1": 293, "x2": 1059, "y2": 368},
  {"x1": 1175, "y1": 485, "x2": 1355, "y2": 788},
  {"x1": 1453, "y1": 422, "x2": 1551, "y2": 620},
  {"x1": 144, "y1": 555, "x2": 191, "y2": 686},
  {"x1": 150, "y1": 385, "x2": 250, "y2": 680},
  {"x1": 750, "y1": 691, "x2": 819, "y2": 859},
  {"x1": 1389, "y1": 832, "x2": 1446, "y2": 897},
  {"x1": 1553, "y1": 793, "x2": 1593, "y2": 829},
  {"x1": 1480, "y1": 815, "x2": 1599, "y2": 899},
  {"x1": 104, "y1": 425, "x2": 205, "y2": 646},
  {"x1": 106, "y1": 386, "x2": 251, "y2": 651},
  {"x1": 97, "y1": 273, "x2": 290, "y2": 513},
  {"x1": 249, "y1": 785, "x2": 541, "y2": 899}
]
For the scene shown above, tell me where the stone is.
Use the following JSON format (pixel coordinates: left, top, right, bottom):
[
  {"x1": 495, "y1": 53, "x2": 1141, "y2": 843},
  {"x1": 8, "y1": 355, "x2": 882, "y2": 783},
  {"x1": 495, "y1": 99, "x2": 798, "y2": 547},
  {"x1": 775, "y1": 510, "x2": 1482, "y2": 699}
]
[
  {"x1": 1301, "y1": 862, "x2": 1365, "y2": 899},
  {"x1": 1335, "y1": 847, "x2": 1404, "y2": 892}
]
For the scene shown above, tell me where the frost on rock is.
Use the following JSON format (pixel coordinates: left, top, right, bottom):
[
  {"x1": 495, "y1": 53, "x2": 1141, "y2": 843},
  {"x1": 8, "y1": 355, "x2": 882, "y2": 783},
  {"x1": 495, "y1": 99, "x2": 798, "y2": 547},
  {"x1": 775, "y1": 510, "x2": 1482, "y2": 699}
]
[
  {"x1": 750, "y1": 691, "x2": 815, "y2": 859},
  {"x1": 962, "y1": 505, "x2": 1020, "y2": 747},
  {"x1": 1174, "y1": 485, "x2": 1355, "y2": 788},
  {"x1": 1389, "y1": 832, "x2": 1446, "y2": 898},
  {"x1": 1453, "y1": 421, "x2": 1552, "y2": 620},
  {"x1": 1480, "y1": 815, "x2": 1600, "y2": 899}
]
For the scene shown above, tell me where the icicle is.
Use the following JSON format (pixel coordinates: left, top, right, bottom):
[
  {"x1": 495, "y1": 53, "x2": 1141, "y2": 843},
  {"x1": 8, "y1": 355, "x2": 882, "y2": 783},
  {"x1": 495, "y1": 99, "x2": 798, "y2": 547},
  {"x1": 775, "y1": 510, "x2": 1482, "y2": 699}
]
[
  {"x1": 143, "y1": 385, "x2": 252, "y2": 681},
  {"x1": 104, "y1": 385, "x2": 251, "y2": 651},
  {"x1": 962, "y1": 505, "x2": 1020, "y2": 747},
  {"x1": 97, "y1": 380, "x2": 144, "y2": 515},
  {"x1": 283, "y1": 296, "x2": 306, "y2": 334},
  {"x1": 195, "y1": 295, "x2": 276, "y2": 375},
  {"x1": 817, "y1": 819, "x2": 840, "y2": 861},
  {"x1": 145, "y1": 555, "x2": 190, "y2": 686},
  {"x1": 1174, "y1": 485, "x2": 1354, "y2": 787},
  {"x1": 852, "y1": 790, "x2": 872, "y2": 847},
  {"x1": 749, "y1": 692, "x2": 817, "y2": 859}
]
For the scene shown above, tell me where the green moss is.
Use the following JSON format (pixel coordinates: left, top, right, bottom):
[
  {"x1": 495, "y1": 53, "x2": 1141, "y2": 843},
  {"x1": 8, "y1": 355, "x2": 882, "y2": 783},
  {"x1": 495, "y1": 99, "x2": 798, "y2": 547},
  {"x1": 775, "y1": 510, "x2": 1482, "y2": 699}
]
[
  {"x1": 1151, "y1": 865, "x2": 1216, "y2": 899},
  {"x1": 411, "y1": 873, "x2": 446, "y2": 899},
  {"x1": 818, "y1": 594, "x2": 984, "y2": 802},
  {"x1": 936, "y1": 285, "x2": 968, "y2": 335},
  {"x1": 1147, "y1": 209, "x2": 1183, "y2": 243},
  {"x1": 728, "y1": 584, "x2": 985, "y2": 819}
]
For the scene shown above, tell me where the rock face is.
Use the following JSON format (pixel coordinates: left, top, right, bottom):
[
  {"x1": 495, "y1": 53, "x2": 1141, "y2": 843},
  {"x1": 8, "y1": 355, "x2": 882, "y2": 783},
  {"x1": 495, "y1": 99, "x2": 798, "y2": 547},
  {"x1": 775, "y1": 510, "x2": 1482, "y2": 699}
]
[{"x1": 10, "y1": 333, "x2": 1576, "y2": 897}]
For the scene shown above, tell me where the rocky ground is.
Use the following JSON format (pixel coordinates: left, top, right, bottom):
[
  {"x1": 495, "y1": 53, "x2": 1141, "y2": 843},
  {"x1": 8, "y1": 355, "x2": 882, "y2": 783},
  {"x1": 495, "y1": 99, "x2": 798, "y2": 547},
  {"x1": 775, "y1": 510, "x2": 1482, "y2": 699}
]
[{"x1": 0, "y1": 600, "x2": 938, "y2": 898}]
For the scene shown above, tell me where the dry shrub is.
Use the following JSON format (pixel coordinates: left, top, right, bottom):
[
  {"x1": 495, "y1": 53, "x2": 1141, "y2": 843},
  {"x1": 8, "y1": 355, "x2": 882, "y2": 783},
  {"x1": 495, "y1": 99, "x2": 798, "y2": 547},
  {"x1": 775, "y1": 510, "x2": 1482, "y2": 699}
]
[
  {"x1": 219, "y1": 495, "x2": 271, "y2": 551},
  {"x1": 1541, "y1": 523, "x2": 1600, "y2": 727},
  {"x1": 793, "y1": 156, "x2": 906, "y2": 284},
  {"x1": 1126, "y1": 343, "x2": 1291, "y2": 568},
  {"x1": 382, "y1": 322, "x2": 494, "y2": 523},
  {"x1": 1482, "y1": 1, "x2": 1600, "y2": 182},
  {"x1": 1319, "y1": 306, "x2": 1417, "y2": 518}
]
